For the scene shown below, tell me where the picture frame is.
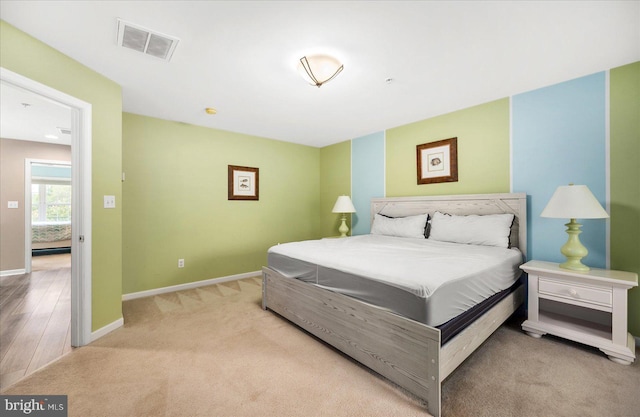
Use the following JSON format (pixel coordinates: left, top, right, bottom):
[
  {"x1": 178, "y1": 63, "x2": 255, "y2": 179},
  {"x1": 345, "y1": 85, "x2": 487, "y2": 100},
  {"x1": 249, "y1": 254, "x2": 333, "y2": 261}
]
[
  {"x1": 228, "y1": 165, "x2": 259, "y2": 200},
  {"x1": 417, "y1": 137, "x2": 458, "y2": 184}
]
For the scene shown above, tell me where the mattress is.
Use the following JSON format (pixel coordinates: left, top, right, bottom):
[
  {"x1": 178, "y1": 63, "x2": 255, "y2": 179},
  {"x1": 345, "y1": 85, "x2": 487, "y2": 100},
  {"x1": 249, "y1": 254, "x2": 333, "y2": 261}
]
[
  {"x1": 267, "y1": 234, "x2": 523, "y2": 328},
  {"x1": 32, "y1": 221, "x2": 72, "y2": 243}
]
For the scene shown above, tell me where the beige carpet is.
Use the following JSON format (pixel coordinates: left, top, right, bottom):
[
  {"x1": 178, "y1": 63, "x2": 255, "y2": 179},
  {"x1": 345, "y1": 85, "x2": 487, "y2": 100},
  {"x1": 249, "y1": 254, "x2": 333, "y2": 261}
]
[{"x1": 2, "y1": 276, "x2": 639, "y2": 417}]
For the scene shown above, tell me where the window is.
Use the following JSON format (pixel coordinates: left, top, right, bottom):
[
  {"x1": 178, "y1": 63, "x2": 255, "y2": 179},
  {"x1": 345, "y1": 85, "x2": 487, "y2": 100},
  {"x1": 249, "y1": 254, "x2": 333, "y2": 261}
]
[{"x1": 32, "y1": 183, "x2": 72, "y2": 222}]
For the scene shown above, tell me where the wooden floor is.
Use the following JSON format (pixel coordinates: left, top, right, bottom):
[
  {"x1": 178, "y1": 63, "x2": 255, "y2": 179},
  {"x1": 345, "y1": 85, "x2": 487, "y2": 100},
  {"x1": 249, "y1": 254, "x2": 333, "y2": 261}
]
[{"x1": 0, "y1": 254, "x2": 72, "y2": 390}]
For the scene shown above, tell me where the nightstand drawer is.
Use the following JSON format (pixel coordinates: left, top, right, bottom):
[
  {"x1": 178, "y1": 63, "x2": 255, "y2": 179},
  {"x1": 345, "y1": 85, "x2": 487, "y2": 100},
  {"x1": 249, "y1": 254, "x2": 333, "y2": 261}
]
[{"x1": 539, "y1": 278, "x2": 612, "y2": 307}]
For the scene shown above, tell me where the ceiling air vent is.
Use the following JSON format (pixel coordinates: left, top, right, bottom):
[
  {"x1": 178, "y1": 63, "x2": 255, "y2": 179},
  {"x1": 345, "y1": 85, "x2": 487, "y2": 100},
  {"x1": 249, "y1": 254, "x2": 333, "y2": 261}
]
[{"x1": 116, "y1": 19, "x2": 179, "y2": 61}]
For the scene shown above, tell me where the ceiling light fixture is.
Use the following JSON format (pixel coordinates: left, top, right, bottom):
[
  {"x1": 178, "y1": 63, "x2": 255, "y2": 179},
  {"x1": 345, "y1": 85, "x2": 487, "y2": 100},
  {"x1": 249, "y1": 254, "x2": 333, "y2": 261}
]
[{"x1": 298, "y1": 55, "x2": 343, "y2": 87}]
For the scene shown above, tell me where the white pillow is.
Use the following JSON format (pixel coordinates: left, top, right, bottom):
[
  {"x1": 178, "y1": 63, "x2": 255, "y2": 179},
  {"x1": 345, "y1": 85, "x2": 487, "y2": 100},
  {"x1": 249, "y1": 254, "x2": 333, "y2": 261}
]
[
  {"x1": 428, "y1": 211, "x2": 515, "y2": 248},
  {"x1": 371, "y1": 213, "x2": 429, "y2": 239}
]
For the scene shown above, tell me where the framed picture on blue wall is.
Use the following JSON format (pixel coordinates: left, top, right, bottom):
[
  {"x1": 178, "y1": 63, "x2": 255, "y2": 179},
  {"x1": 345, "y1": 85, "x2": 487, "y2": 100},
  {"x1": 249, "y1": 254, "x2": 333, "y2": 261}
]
[{"x1": 417, "y1": 137, "x2": 458, "y2": 184}]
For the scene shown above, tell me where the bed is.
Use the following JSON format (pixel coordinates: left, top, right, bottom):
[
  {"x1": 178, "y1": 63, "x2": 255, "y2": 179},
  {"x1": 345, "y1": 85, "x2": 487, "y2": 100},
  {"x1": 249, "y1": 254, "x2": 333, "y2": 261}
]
[
  {"x1": 262, "y1": 193, "x2": 527, "y2": 417},
  {"x1": 32, "y1": 221, "x2": 72, "y2": 250}
]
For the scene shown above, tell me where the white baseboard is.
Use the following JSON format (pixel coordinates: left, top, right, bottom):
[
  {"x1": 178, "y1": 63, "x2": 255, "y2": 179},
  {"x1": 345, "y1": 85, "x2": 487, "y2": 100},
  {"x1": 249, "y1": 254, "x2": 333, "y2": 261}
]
[
  {"x1": 121, "y1": 270, "x2": 261, "y2": 301},
  {"x1": 91, "y1": 317, "x2": 124, "y2": 342},
  {"x1": 1, "y1": 268, "x2": 26, "y2": 277}
]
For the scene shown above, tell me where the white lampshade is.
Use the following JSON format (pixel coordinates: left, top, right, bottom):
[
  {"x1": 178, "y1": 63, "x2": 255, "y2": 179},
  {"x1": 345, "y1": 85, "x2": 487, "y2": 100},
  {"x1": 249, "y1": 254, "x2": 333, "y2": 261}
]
[
  {"x1": 332, "y1": 195, "x2": 356, "y2": 214},
  {"x1": 541, "y1": 184, "x2": 609, "y2": 219},
  {"x1": 297, "y1": 55, "x2": 344, "y2": 87}
]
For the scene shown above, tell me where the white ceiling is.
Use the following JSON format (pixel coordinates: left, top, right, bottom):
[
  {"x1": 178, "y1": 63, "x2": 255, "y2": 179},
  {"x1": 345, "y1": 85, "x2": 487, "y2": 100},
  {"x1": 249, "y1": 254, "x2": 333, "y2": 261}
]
[
  {"x1": 0, "y1": 81, "x2": 72, "y2": 145},
  {"x1": 1, "y1": 1, "x2": 638, "y2": 148}
]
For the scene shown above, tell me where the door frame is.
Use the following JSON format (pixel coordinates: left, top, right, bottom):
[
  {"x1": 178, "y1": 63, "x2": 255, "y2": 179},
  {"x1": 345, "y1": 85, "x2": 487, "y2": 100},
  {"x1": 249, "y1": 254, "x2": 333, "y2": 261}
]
[{"x1": 2, "y1": 67, "x2": 92, "y2": 347}]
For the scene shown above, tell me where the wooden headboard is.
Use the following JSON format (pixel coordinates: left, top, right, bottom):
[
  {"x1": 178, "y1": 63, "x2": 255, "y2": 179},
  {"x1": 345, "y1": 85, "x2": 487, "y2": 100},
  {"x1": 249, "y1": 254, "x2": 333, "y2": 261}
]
[{"x1": 371, "y1": 193, "x2": 527, "y2": 255}]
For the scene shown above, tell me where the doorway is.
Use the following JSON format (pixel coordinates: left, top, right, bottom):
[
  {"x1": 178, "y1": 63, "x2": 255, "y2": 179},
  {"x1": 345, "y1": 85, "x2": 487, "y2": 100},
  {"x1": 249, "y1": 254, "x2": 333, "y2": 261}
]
[
  {"x1": 1, "y1": 67, "x2": 92, "y2": 350},
  {"x1": 25, "y1": 160, "x2": 73, "y2": 272}
]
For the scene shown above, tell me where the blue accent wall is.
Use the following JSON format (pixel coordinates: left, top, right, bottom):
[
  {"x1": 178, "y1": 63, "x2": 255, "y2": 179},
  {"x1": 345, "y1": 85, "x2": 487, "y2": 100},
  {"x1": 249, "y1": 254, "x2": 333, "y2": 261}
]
[
  {"x1": 352, "y1": 132, "x2": 385, "y2": 235},
  {"x1": 512, "y1": 72, "x2": 607, "y2": 267}
]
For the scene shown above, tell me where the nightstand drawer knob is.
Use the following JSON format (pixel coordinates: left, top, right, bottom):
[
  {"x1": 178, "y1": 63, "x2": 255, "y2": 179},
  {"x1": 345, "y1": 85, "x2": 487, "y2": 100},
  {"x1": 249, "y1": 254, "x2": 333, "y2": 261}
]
[{"x1": 569, "y1": 289, "x2": 578, "y2": 297}]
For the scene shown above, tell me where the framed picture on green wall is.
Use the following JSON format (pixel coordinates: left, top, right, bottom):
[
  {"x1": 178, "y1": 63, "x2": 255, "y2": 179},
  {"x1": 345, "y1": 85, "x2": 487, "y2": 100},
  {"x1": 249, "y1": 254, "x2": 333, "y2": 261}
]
[
  {"x1": 417, "y1": 137, "x2": 458, "y2": 184},
  {"x1": 228, "y1": 165, "x2": 259, "y2": 200}
]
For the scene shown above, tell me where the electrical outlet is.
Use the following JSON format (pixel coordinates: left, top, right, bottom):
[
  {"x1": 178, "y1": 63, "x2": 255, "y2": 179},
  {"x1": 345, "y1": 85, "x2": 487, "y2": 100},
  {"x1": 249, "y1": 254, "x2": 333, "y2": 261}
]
[{"x1": 178, "y1": 259, "x2": 184, "y2": 268}]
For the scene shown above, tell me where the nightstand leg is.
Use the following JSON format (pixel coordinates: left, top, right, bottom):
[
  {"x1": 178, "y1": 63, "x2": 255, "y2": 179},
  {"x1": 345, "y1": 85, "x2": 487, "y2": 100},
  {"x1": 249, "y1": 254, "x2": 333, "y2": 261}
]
[
  {"x1": 599, "y1": 333, "x2": 636, "y2": 365},
  {"x1": 521, "y1": 320, "x2": 546, "y2": 339},
  {"x1": 611, "y1": 287, "x2": 629, "y2": 346}
]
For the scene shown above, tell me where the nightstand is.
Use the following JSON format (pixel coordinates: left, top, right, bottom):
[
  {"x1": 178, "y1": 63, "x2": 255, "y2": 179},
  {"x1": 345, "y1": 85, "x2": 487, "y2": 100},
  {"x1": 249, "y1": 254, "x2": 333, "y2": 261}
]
[{"x1": 521, "y1": 260, "x2": 638, "y2": 365}]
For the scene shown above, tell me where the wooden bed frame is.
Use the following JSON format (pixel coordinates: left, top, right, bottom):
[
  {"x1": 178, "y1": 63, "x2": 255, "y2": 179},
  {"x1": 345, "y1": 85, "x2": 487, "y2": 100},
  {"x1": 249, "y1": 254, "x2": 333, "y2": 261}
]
[{"x1": 262, "y1": 193, "x2": 527, "y2": 417}]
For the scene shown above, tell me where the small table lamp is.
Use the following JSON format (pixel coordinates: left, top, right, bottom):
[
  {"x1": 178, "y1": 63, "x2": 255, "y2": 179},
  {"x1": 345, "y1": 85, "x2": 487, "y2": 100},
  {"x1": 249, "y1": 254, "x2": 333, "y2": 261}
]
[
  {"x1": 332, "y1": 195, "x2": 356, "y2": 237},
  {"x1": 541, "y1": 184, "x2": 609, "y2": 271}
]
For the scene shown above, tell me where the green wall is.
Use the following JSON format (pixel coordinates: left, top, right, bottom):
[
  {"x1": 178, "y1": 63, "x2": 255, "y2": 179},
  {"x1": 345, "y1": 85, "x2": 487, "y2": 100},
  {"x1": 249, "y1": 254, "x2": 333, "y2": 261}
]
[
  {"x1": 319, "y1": 141, "x2": 352, "y2": 238},
  {"x1": 386, "y1": 99, "x2": 511, "y2": 197},
  {"x1": 610, "y1": 62, "x2": 640, "y2": 334},
  {"x1": 122, "y1": 113, "x2": 320, "y2": 293},
  {"x1": 0, "y1": 21, "x2": 123, "y2": 331}
]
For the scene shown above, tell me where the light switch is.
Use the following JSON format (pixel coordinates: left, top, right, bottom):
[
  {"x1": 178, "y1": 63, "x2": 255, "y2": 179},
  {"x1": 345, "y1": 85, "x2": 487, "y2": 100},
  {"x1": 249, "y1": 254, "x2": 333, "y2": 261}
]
[
  {"x1": 8, "y1": 201, "x2": 19, "y2": 209},
  {"x1": 104, "y1": 195, "x2": 116, "y2": 209}
]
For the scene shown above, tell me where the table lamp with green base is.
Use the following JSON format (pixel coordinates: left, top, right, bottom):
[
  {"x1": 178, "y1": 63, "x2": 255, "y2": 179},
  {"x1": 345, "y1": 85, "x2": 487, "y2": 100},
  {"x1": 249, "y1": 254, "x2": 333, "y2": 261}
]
[
  {"x1": 332, "y1": 195, "x2": 356, "y2": 237},
  {"x1": 540, "y1": 184, "x2": 609, "y2": 271}
]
